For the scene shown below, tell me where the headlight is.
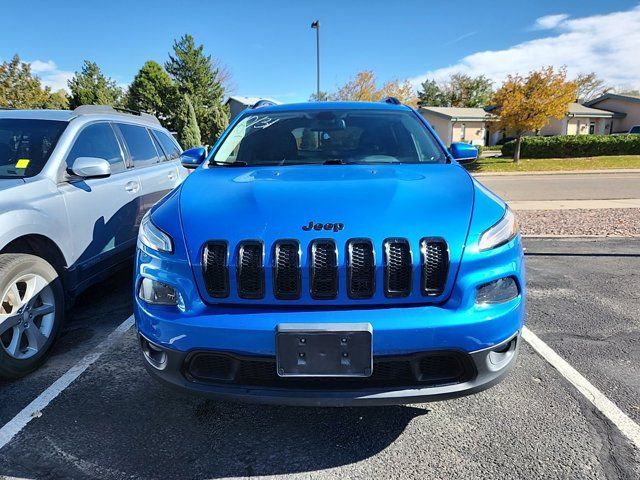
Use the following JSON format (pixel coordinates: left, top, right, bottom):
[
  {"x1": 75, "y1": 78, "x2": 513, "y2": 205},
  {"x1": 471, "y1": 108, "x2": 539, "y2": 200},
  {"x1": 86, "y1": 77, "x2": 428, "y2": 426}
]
[
  {"x1": 138, "y1": 277, "x2": 183, "y2": 307},
  {"x1": 476, "y1": 277, "x2": 519, "y2": 305},
  {"x1": 478, "y1": 207, "x2": 518, "y2": 251},
  {"x1": 138, "y1": 212, "x2": 173, "y2": 253}
]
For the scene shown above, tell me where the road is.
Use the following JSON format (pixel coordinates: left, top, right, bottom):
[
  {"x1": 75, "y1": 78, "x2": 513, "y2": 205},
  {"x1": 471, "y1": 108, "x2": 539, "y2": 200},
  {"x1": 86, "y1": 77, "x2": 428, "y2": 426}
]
[
  {"x1": 0, "y1": 238, "x2": 639, "y2": 479},
  {"x1": 477, "y1": 171, "x2": 640, "y2": 201}
]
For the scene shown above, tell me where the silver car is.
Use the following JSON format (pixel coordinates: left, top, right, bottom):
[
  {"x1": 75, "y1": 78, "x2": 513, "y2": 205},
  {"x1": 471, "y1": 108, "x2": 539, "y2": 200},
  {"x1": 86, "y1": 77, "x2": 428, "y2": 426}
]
[{"x1": 0, "y1": 106, "x2": 187, "y2": 378}]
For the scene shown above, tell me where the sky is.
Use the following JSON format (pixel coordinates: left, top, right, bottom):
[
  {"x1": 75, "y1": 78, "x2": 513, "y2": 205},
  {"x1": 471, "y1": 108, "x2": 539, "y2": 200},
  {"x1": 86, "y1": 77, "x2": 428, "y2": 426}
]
[{"x1": 1, "y1": 0, "x2": 639, "y2": 102}]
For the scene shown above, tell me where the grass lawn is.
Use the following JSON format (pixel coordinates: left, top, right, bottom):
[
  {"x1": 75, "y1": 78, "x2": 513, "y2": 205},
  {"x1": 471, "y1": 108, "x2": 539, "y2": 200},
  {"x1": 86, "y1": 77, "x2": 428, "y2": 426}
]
[{"x1": 465, "y1": 155, "x2": 640, "y2": 173}]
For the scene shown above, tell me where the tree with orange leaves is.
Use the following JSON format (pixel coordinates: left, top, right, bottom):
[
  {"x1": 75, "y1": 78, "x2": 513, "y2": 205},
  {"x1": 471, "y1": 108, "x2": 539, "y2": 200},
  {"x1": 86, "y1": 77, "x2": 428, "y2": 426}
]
[
  {"x1": 328, "y1": 71, "x2": 417, "y2": 107},
  {"x1": 492, "y1": 67, "x2": 577, "y2": 163}
]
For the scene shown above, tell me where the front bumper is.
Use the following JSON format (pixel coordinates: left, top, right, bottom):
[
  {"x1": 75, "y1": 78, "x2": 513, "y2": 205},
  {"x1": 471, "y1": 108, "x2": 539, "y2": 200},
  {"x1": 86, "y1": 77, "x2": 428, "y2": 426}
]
[{"x1": 139, "y1": 331, "x2": 520, "y2": 406}]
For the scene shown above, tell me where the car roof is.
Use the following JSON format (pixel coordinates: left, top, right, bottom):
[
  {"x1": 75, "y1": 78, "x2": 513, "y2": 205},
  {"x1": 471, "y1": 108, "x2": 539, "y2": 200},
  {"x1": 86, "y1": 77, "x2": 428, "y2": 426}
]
[
  {"x1": 247, "y1": 101, "x2": 412, "y2": 115},
  {"x1": 0, "y1": 107, "x2": 163, "y2": 128}
]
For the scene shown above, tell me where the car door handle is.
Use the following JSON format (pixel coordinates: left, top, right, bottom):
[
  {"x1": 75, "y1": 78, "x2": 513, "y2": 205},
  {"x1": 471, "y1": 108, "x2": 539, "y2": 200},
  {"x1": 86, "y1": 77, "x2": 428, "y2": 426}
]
[{"x1": 125, "y1": 181, "x2": 140, "y2": 193}]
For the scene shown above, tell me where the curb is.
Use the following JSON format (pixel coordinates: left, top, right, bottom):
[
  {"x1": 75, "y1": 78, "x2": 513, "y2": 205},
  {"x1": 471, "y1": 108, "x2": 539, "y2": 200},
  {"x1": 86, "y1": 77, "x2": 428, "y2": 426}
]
[{"x1": 471, "y1": 168, "x2": 640, "y2": 177}]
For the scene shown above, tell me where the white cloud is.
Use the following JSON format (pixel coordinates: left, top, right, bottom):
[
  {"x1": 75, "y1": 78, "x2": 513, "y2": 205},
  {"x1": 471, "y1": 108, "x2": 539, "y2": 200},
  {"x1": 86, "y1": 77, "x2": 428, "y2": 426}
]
[
  {"x1": 533, "y1": 14, "x2": 569, "y2": 30},
  {"x1": 411, "y1": 5, "x2": 640, "y2": 92},
  {"x1": 29, "y1": 59, "x2": 73, "y2": 92}
]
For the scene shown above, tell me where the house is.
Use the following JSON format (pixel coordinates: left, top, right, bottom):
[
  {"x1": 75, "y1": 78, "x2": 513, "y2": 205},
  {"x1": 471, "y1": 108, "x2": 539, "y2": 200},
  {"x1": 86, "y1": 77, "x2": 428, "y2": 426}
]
[
  {"x1": 585, "y1": 93, "x2": 639, "y2": 133},
  {"x1": 539, "y1": 102, "x2": 617, "y2": 136},
  {"x1": 419, "y1": 107, "x2": 497, "y2": 146},
  {"x1": 225, "y1": 96, "x2": 281, "y2": 121}
]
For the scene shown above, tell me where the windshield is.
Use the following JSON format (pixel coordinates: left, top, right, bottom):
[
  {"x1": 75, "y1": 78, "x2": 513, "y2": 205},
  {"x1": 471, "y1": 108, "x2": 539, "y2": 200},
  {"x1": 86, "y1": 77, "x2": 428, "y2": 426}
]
[
  {"x1": 0, "y1": 118, "x2": 68, "y2": 178},
  {"x1": 212, "y1": 109, "x2": 447, "y2": 166}
]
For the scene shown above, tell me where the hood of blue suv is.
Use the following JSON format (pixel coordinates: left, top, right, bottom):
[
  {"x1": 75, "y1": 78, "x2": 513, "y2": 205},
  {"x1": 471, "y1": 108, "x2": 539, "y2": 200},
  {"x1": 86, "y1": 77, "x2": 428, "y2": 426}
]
[{"x1": 178, "y1": 163, "x2": 475, "y2": 306}]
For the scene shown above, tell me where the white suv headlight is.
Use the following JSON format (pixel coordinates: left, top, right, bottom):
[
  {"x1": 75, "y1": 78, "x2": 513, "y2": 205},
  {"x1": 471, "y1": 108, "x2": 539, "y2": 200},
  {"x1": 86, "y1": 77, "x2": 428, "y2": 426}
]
[
  {"x1": 138, "y1": 212, "x2": 173, "y2": 253},
  {"x1": 478, "y1": 207, "x2": 518, "y2": 251}
]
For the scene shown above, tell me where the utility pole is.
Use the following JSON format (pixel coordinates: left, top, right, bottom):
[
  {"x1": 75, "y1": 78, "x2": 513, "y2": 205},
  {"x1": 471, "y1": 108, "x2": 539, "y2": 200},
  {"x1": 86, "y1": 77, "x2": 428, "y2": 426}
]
[{"x1": 311, "y1": 20, "x2": 320, "y2": 99}]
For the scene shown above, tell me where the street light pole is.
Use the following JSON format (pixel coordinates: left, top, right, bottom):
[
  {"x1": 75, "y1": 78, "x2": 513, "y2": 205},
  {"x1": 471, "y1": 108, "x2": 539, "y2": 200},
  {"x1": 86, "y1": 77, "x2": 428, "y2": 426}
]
[{"x1": 311, "y1": 20, "x2": 320, "y2": 99}]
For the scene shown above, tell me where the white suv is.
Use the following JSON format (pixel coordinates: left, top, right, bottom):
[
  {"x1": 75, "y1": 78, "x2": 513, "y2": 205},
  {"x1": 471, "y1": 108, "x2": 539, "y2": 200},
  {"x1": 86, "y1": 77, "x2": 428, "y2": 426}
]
[{"x1": 0, "y1": 106, "x2": 188, "y2": 378}]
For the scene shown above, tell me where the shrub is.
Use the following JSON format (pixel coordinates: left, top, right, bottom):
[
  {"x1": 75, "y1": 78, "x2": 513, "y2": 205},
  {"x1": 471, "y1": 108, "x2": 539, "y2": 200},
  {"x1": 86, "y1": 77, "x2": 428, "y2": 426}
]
[{"x1": 501, "y1": 135, "x2": 640, "y2": 158}]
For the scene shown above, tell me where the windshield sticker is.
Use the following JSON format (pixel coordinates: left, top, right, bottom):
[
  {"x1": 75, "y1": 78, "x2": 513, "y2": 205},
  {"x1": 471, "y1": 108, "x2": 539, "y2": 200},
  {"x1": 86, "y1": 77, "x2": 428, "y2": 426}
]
[
  {"x1": 245, "y1": 116, "x2": 280, "y2": 130},
  {"x1": 15, "y1": 159, "x2": 30, "y2": 169}
]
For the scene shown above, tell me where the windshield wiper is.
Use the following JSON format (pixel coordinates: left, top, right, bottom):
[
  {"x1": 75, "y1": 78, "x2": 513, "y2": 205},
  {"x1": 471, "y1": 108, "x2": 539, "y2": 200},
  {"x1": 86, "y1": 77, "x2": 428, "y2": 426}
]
[
  {"x1": 209, "y1": 161, "x2": 248, "y2": 167},
  {"x1": 323, "y1": 159, "x2": 346, "y2": 165}
]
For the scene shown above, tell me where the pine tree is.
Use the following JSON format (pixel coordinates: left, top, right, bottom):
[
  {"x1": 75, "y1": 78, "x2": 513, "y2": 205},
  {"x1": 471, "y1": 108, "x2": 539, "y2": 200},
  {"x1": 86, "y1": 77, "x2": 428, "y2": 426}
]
[
  {"x1": 68, "y1": 60, "x2": 123, "y2": 108},
  {"x1": 127, "y1": 61, "x2": 174, "y2": 116},
  {"x1": 165, "y1": 34, "x2": 229, "y2": 144},
  {"x1": 178, "y1": 96, "x2": 202, "y2": 149}
]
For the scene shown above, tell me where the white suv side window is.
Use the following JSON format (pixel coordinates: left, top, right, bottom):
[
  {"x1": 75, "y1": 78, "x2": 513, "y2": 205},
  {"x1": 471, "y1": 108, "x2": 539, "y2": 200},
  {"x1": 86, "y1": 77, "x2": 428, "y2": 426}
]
[
  {"x1": 117, "y1": 123, "x2": 160, "y2": 168},
  {"x1": 66, "y1": 123, "x2": 126, "y2": 173}
]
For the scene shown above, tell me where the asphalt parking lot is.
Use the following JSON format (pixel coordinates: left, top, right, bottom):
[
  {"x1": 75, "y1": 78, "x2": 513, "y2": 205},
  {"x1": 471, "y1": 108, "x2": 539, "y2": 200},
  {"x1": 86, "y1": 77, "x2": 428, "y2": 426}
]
[{"x1": 0, "y1": 237, "x2": 639, "y2": 480}]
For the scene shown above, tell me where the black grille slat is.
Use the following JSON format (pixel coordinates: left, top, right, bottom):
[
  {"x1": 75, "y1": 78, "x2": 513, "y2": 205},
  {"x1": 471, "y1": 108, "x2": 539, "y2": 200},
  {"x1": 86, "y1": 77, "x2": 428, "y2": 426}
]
[
  {"x1": 273, "y1": 241, "x2": 301, "y2": 299},
  {"x1": 202, "y1": 241, "x2": 229, "y2": 298},
  {"x1": 347, "y1": 239, "x2": 375, "y2": 299},
  {"x1": 186, "y1": 351, "x2": 475, "y2": 389},
  {"x1": 310, "y1": 240, "x2": 338, "y2": 299},
  {"x1": 237, "y1": 241, "x2": 264, "y2": 299},
  {"x1": 383, "y1": 239, "x2": 412, "y2": 297},
  {"x1": 420, "y1": 238, "x2": 449, "y2": 296}
]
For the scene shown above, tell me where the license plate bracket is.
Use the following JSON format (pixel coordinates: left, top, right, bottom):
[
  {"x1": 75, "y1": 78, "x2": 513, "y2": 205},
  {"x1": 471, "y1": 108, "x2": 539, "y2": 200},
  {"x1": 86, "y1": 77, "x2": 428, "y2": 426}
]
[{"x1": 276, "y1": 323, "x2": 373, "y2": 377}]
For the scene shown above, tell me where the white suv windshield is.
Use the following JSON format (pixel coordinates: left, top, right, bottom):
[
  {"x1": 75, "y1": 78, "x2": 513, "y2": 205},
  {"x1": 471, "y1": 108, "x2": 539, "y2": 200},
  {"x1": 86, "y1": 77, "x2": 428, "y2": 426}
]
[
  {"x1": 0, "y1": 118, "x2": 68, "y2": 178},
  {"x1": 212, "y1": 109, "x2": 447, "y2": 166}
]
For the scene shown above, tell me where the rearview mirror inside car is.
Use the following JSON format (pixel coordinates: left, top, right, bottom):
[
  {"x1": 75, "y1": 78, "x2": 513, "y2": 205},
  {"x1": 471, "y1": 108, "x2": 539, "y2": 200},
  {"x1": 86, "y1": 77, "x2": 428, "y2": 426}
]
[
  {"x1": 180, "y1": 147, "x2": 207, "y2": 169},
  {"x1": 449, "y1": 142, "x2": 478, "y2": 164},
  {"x1": 71, "y1": 157, "x2": 112, "y2": 179}
]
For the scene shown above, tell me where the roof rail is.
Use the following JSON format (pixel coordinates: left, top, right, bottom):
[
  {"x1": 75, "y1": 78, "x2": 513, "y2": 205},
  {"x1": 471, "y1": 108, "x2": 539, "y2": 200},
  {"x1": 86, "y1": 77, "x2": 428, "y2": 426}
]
[
  {"x1": 250, "y1": 99, "x2": 277, "y2": 109},
  {"x1": 73, "y1": 105, "x2": 161, "y2": 125},
  {"x1": 381, "y1": 97, "x2": 402, "y2": 105}
]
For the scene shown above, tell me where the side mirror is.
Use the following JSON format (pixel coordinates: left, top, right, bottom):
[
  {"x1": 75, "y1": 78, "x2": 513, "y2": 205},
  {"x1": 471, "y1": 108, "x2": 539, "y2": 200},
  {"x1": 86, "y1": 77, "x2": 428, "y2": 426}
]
[
  {"x1": 71, "y1": 157, "x2": 111, "y2": 179},
  {"x1": 449, "y1": 142, "x2": 478, "y2": 164},
  {"x1": 180, "y1": 147, "x2": 207, "y2": 169}
]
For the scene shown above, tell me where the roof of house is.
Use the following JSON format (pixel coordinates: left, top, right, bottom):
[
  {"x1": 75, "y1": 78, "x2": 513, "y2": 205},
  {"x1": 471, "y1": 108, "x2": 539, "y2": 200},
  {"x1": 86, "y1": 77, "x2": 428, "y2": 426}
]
[
  {"x1": 225, "y1": 96, "x2": 281, "y2": 107},
  {"x1": 585, "y1": 92, "x2": 640, "y2": 107},
  {"x1": 419, "y1": 106, "x2": 495, "y2": 122},
  {"x1": 567, "y1": 102, "x2": 615, "y2": 118}
]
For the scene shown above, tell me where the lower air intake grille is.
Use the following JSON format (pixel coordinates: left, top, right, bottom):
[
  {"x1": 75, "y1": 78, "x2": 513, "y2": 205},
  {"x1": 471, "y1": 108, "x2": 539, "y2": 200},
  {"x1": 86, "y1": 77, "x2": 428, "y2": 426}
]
[
  {"x1": 273, "y1": 240, "x2": 301, "y2": 299},
  {"x1": 202, "y1": 241, "x2": 229, "y2": 298},
  {"x1": 420, "y1": 238, "x2": 449, "y2": 296},
  {"x1": 237, "y1": 241, "x2": 264, "y2": 299},
  {"x1": 384, "y1": 239, "x2": 412, "y2": 297},
  {"x1": 310, "y1": 240, "x2": 338, "y2": 299},
  {"x1": 347, "y1": 239, "x2": 375, "y2": 299}
]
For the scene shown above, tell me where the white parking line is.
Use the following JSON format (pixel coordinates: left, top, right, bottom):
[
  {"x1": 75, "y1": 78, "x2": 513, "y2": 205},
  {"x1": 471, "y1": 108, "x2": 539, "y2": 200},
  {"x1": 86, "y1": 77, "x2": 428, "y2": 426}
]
[
  {"x1": 0, "y1": 315, "x2": 134, "y2": 451},
  {"x1": 522, "y1": 326, "x2": 640, "y2": 450}
]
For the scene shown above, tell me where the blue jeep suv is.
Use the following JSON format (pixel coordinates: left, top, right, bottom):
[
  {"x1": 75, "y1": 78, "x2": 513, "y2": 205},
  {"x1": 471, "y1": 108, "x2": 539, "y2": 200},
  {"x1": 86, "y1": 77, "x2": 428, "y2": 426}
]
[{"x1": 134, "y1": 100, "x2": 525, "y2": 406}]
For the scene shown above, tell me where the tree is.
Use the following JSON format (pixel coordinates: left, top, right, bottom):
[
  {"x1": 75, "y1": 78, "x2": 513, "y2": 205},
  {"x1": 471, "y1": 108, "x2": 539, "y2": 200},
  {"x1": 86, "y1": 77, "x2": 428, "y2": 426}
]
[
  {"x1": 68, "y1": 60, "x2": 124, "y2": 108},
  {"x1": 165, "y1": 34, "x2": 229, "y2": 144},
  {"x1": 417, "y1": 74, "x2": 493, "y2": 107},
  {"x1": 46, "y1": 89, "x2": 70, "y2": 109},
  {"x1": 178, "y1": 96, "x2": 202, "y2": 149},
  {"x1": 0, "y1": 54, "x2": 67, "y2": 109},
  {"x1": 328, "y1": 71, "x2": 417, "y2": 105},
  {"x1": 417, "y1": 79, "x2": 446, "y2": 107},
  {"x1": 309, "y1": 90, "x2": 329, "y2": 101},
  {"x1": 575, "y1": 72, "x2": 609, "y2": 102},
  {"x1": 126, "y1": 61, "x2": 175, "y2": 118},
  {"x1": 492, "y1": 66, "x2": 577, "y2": 163}
]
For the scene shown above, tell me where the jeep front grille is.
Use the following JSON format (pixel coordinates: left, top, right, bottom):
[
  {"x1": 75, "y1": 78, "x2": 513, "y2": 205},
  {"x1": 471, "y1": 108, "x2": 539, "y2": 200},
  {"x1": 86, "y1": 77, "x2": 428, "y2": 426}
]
[
  {"x1": 201, "y1": 237, "x2": 449, "y2": 302},
  {"x1": 273, "y1": 240, "x2": 301, "y2": 300},
  {"x1": 236, "y1": 241, "x2": 265, "y2": 299},
  {"x1": 202, "y1": 241, "x2": 229, "y2": 298},
  {"x1": 347, "y1": 239, "x2": 375, "y2": 299},
  {"x1": 420, "y1": 238, "x2": 449, "y2": 296},
  {"x1": 383, "y1": 239, "x2": 412, "y2": 297},
  {"x1": 309, "y1": 240, "x2": 338, "y2": 299}
]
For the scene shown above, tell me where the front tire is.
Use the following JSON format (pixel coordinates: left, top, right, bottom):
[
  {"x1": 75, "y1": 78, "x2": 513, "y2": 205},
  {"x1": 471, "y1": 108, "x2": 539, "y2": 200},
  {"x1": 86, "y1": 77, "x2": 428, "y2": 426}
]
[{"x1": 0, "y1": 254, "x2": 65, "y2": 379}]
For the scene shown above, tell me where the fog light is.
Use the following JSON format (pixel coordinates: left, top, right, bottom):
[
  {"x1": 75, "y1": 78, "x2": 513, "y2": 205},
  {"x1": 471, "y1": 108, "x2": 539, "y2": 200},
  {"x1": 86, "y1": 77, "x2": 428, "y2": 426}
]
[
  {"x1": 140, "y1": 336, "x2": 168, "y2": 370},
  {"x1": 138, "y1": 278, "x2": 181, "y2": 307},
  {"x1": 476, "y1": 277, "x2": 519, "y2": 305}
]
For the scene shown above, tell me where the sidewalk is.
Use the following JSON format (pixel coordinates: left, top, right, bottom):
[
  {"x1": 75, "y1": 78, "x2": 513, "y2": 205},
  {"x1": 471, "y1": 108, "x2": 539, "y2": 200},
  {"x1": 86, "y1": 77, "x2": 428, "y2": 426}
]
[
  {"x1": 509, "y1": 198, "x2": 640, "y2": 211},
  {"x1": 472, "y1": 168, "x2": 640, "y2": 177}
]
